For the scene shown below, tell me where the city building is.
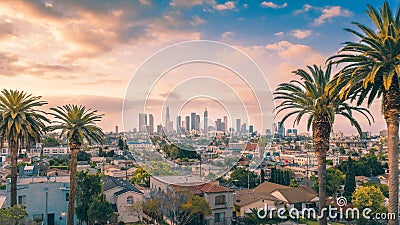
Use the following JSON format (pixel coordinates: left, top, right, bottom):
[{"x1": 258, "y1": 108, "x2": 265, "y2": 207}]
[
  {"x1": 148, "y1": 114, "x2": 154, "y2": 134},
  {"x1": 204, "y1": 108, "x2": 208, "y2": 133},
  {"x1": 103, "y1": 176, "x2": 144, "y2": 223},
  {"x1": 6, "y1": 176, "x2": 71, "y2": 225},
  {"x1": 138, "y1": 113, "x2": 147, "y2": 133},
  {"x1": 191, "y1": 113, "x2": 196, "y2": 131},
  {"x1": 186, "y1": 116, "x2": 190, "y2": 132},
  {"x1": 236, "y1": 119, "x2": 241, "y2": 134}
]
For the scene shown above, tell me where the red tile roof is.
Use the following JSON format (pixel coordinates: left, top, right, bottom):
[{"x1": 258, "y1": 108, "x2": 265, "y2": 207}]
[{"x1": 171, "y1": 182, "x2": 232, "y2": 194}]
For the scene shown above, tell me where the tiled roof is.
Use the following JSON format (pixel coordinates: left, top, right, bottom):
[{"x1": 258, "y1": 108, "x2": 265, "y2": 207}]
[
  {"x1": 170, "y1": 182, "x2": 232, "y2": 194},
  {"x1": 234, "y1": 189, "x2": 280, "y2": 207},
  {"x1": 273, "y1": 187, "x2": 317, "y2": 204},
  {"x1": 253, "y1": 181, "x2": 290, "y2": 194},
  {"x1": 243, "y1": 143, "x2": 258, "y2": 151}
]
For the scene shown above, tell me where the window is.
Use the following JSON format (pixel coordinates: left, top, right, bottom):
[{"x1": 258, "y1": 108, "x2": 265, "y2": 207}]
[
  {"x1": 66, "y1": 193, "x2": 69, "y2": 202},
  {"x1": 215, "y1": 195, "x2": 226, "y2": 205},
  {"x1": 214, "y1": 212, "x2": 225, "y2": 222},
  {"x1": 127, "y1": 196, "x2": 134, "y2": 205},
  {"x1": 33, "y1": 214, "x2": 43, "y2": 222},
  {"x1": 18, "y1": 195, "x2": 26, "y2": 205}
]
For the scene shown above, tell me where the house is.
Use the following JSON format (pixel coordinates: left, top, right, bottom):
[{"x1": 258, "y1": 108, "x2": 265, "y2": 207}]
[
  {"x1": 6, "y1": 176, "x2": 71, "y2": 225},
  {"x1": 19, "y1": 165, "x2": 40, "y2": 177},
  {"x1": 102, "y1": 176, "x2": 144, "y2": 224},
  {"x1": 271, "y1": 186, "x2": 318, "y2": 210},
  {"x1": 150, "y1": 175, "x2": 234, "y2": 225}
]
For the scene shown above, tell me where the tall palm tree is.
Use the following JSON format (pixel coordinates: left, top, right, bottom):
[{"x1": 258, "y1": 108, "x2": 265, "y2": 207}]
[
  {"x1": 328, "y1": 2, "x2": 399, "y2": 224},
  {"x1": 0, "y1": 89, "x2": 49, "y2": 206},
  {"x1": 274, "y1": 65, "x2": 372, "y2": 225},
  {"x1": 47, "y1": 105, "x2": 104, "y2": 225}
]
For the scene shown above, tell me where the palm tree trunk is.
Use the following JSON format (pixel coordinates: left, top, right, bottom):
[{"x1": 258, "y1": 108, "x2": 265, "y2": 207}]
[
  {"x1": 383, "y1": 78, "x2": 400, "y2": 225},
  {"x1": 67, "y1": 145, "x2": 79, "y2": 225},
  {"x1": 10, "y1": 139, "x2": 18, "y2": 206},
  {"x1": 313, "y1": 117, "x2": 331, "y2": 225}
]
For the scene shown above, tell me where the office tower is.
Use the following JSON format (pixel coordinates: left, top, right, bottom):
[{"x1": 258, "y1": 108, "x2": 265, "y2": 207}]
[
  {"x1": 241, "y1": 123, "x2": 247, "y2": 134},
  {"x1": 191, "y1": 113, "x2": 196, "y2": 131},
  {"x1": 157, "y1": 124, "x2": 163, "y2": 134},
  {"x1": 216, "y1": 119, "x2": 222, "y2": 131},
  {"x1": 115, "y1": 125, "x2": 118, "y2": 134},
  {"x1": 278, "y1": 122, "x2": 285, "y2": 136},
  {"x1": 223, "y1": 116, "x2": 228, "y2": 133},
  {"x1": 148, "y1": 114, "x2": 154, "y2": 134},
  {"x1": 249, "y1": 125, "x2": 254, "y2": 133},
  {"x1": 195, "y1": 115, "x2": 200, "y2": 131},
  {"x1": 266, "y1": 129, "x2": 272, "y2": 135},
  {"x1": 176, "y1": 116, "x2": 182, "y2": 133},
  {"x1": 204, "y1": 108, "x2": 208, "y2": 133},
  {"x1": 236, "y1": 119, "x2": 241, "y2": 134},
  {"x1": 293, "y1": 129, "x2": 298, "y2": 136},
  {"x1": 182, "y1": 121, "x2": 186, "y2": 132},
  {"x1": 138, "y1": 113, "x2": 147, "y2": 133},
  {"x1": 186, "y1": 116, "x2": 190, "y2": 132},
  {"x1": 167, "y1": 121, "x2": 173, "y2": 133}
]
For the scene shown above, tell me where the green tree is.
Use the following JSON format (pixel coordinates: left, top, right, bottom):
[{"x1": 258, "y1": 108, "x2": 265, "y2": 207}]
[
  {"x1": 77, "y1": 150, "x2": 90, "y2": 161},
  {"x1": 352, "y1": 186, "x2": 386, "y2": 213},
  {"x1": 180, "y1": 195, "x2": 211, "y2": 225},
  {"x1": 76, "y1": 172, "x2": 102, "y2": 225},
  {"x1": 289, "y1": 179, "x2": 299, "y2": 187},
  {"x1": 87, "y1": 194, "x2": 114, "y2": 225},
  {"x1": 0, "y1": 90, "x2": 49, "y2": 206},
  {"x1": 274, "y1": 65, "x2": 371, "y2": 225},
  {"x1": 48, "y1": 105, "x2": 105, "y2": 225},
  {"x1": 344, "y1": 157, "x2": 356, "y2": 200},
  {"x1": 362, "y1": 183, "x2": 389, "y2": 198},
  {"x1": 328, "y1": 2, "x2": 399, "y2": 224},
  {"x1": 42, "y1": 136, "x2": 60, "y2": 147},
  {"x1": 0, "y1": 205, "x2": 28, "y2": 225},
  {"x1": 230, "y1": 167, "x2": 258, "y2": 189},
  {"x1": 130, "y1": 167, "x2": 150, "y2": 187},
  {"x1": 260, "y1": 169, "x2": 265, "y2": 183},
  {"x1": 326, "y1": 168, "x2": 344, "y2": 197}
]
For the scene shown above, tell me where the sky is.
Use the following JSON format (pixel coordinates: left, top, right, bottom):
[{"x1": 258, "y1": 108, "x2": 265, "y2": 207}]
[{"x1": 0, "y1": 0, "x2": 398, "y2": 134}]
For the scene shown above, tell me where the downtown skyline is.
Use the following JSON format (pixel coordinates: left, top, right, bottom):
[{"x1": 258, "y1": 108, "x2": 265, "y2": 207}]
[{"x1": 0, "y1": 1, "x2": 398, "y2": 134}]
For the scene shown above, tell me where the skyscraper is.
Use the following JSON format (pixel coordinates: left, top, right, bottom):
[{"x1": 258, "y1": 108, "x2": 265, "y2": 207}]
[
  {"x1": 176, "y1": 115, "x2": 181, "y2": 133},
  {"x1": 186, "y1": 116, "x2": 190, "y2": 132},
  {"x1": 115, "y1": 125, "x2": 118, "y2": 134},
  {"x1": 195, "y1": 115, "x2": 200, "y2": 131},
  {"x1": 204, "y1": 108, "x2": 208, "y2": 133},
  {"x1": 216, "y1": 119, "x2": 222, "y2": 131},
  {"x1": 148, "y1": 114, "x2": 154, "y2": 134},
  {"x1": 223, "y1": 116, "x2": 228, "y2": 133},
  {"x1": 236, "y1": 119, "x2": 241, "y2": 134},
  {"x1": 139, "y1": 113, "x2": 147, "y2": 133},
  {"x1": 165, "y1": 106, "x2": 170, "y2": 125},
  {"x1": 249, "y1": 125, "x2": 254, "y2": 133},
  {"x1": 191, "y1": 113, "x2": 196, "y2": 131},
  {"x1": 277, "y1": 122, "x2": 285, "y2": 136},
  {"x1": 241, "y1": 123, "x2": 247, "y2": 134}
]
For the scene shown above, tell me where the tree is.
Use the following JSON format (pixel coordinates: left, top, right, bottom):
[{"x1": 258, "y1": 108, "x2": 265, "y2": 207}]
[
  {"x1": 130, "y1": 167, "x2": 150, "y2": 187},
  {"x1": 87, "y1": 194, "x2": 114, "y2": 225},
  {"x1": 47, "y1": 105, "x2": 104, "y2": 225},
  {"x1": 76, "y1": 172, "x2": 102, "y2": 225},
  {"x1": 42, "y1": 136, "x2": 60, "y2": 147},
  {"x1": 328, "y1": 2, "x2": 399, "y2": 224},
  {"x1": 344, "y1": 157, "x2": 356, "y2": 200},
  {"x1": 274, "y1": 65, "x2": 371, "y2": 225},
  {"x1": 77, "y1": 150, "x2": 90, "y2": 161},
  {"x1": 230, "y1": 167, "x2": 258, "y2": 189},
  {"x1": 352, "y1": 186, "x2": 386, "y2": 214},
  {"x1": 180, "y1": 195, "x2": 211, "y2": 225},
  {"x1": 0, "y1": 205, "x2": 28, "y2": 225},
  {"x1": 362, "y1": 183, "x2": 389, "y2": 198},
  {"x1": 326, "y1": 168, "x2": 344, "y2": 197},
  {"x1": 260, "y1": 169, "x2": 265, "y2": 183},
  {"x1": 0, "y1": 90, "x2": 49, "y2": 206}
]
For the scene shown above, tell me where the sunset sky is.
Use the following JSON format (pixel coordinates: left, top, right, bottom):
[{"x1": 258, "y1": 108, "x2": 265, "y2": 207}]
[{"x1": 0, "y1": 0, "x2": 398, "y2": 134}]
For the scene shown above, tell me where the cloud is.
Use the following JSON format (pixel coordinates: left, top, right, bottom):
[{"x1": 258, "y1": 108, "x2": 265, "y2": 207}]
[
  {"x1": 294, "y1": 4, "x2": 312, "y2": 15},
  {"x1": 169, "y1": 0, "x2": 205, "y2": 8},
  {"x1": 313, "y1": 6, "x2": 351, "y2": 26},
  {"x1": 221, "y1": 31, "x2": 234, "y2": 41},
  {"x1": 290, "y1": 29, "x2": 312, "y2": 39},
  {"x1": 274, "y1": 31, "x2": 284, "y2": 37},
  {"x1": 190, "y1": 15, "x2": 205, "y2": 26},
  {"x1": 0, "y1": 22, "x2": 16, "y2": 40},
  {"x1": 139, "y1": 0, "x2": 151, "y2": 5},
  {"x1": 214, "y1": 1, "x2": 236, "y2": 11},
  {"x1": 260, "y1": 1, "x2": 288, "y2": 9}
]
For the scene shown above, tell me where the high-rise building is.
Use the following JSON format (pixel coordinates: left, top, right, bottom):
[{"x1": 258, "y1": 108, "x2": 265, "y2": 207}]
[
  {"x1": 223, "y1": 116, "x2": 228, "y2": 133},
  {"x1": 216, "y1": 119, "x2": 222, "y2": 131},
  {"x1": 186, "y1": 116, "x2": 190, "y2": 132},
  {"x1": 249, "y1": 125, "x2": 254, "y2": 133},
  {"x1": 157, "y1": 124, "x2": 163, "y2": 135},
  {"x1": 191, "y1": 113, "x2": 196, "y2": 131},
  {"x1": 148, "y1": 114, "x2": 154, "y2": 134},
  {"x1": 277, "y1": 122, "x2": 285, "y2": 136},
  {"x1": 115, "y1": 125, "x2": 119, "y2": 134},
  {"x1": 195, "y1": 115, "x2": 200, "y2": 131},
  {"x1": 165, "y1": 106, "x2": 170, "y2": 123},
  {"x1": 241, "y1": 123, "x2": 247, "y2": 134},
  {"x1": 236, "y1": 119, "x2": 241, "y2": 134},
  {"x1": 204, "y1": 108, "x2": 208, "y2": 133},
  {"x1": 176, "y1": 116, "x2": 182, "y2": 133},
  {"x1": 139, "y1": 113, "x2": 147, "y2": 133},
  {"x1": 166, "y1": 121, "x2": 173, "y2": 133}
]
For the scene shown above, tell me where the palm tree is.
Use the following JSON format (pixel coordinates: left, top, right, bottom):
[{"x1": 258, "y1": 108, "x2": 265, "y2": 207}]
[
  {"x1": 0, "y1": 89, "x2": 49, "y2": 206},
  {"x1": 328, "y1": 2, "x2": 399, "y2": 224},
  {"x1": 274, "y1": 65, "x2": 372, "y2": 225},
  {"x1": 47, "y1": 105, "x2": 104, "y2": 225}
]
